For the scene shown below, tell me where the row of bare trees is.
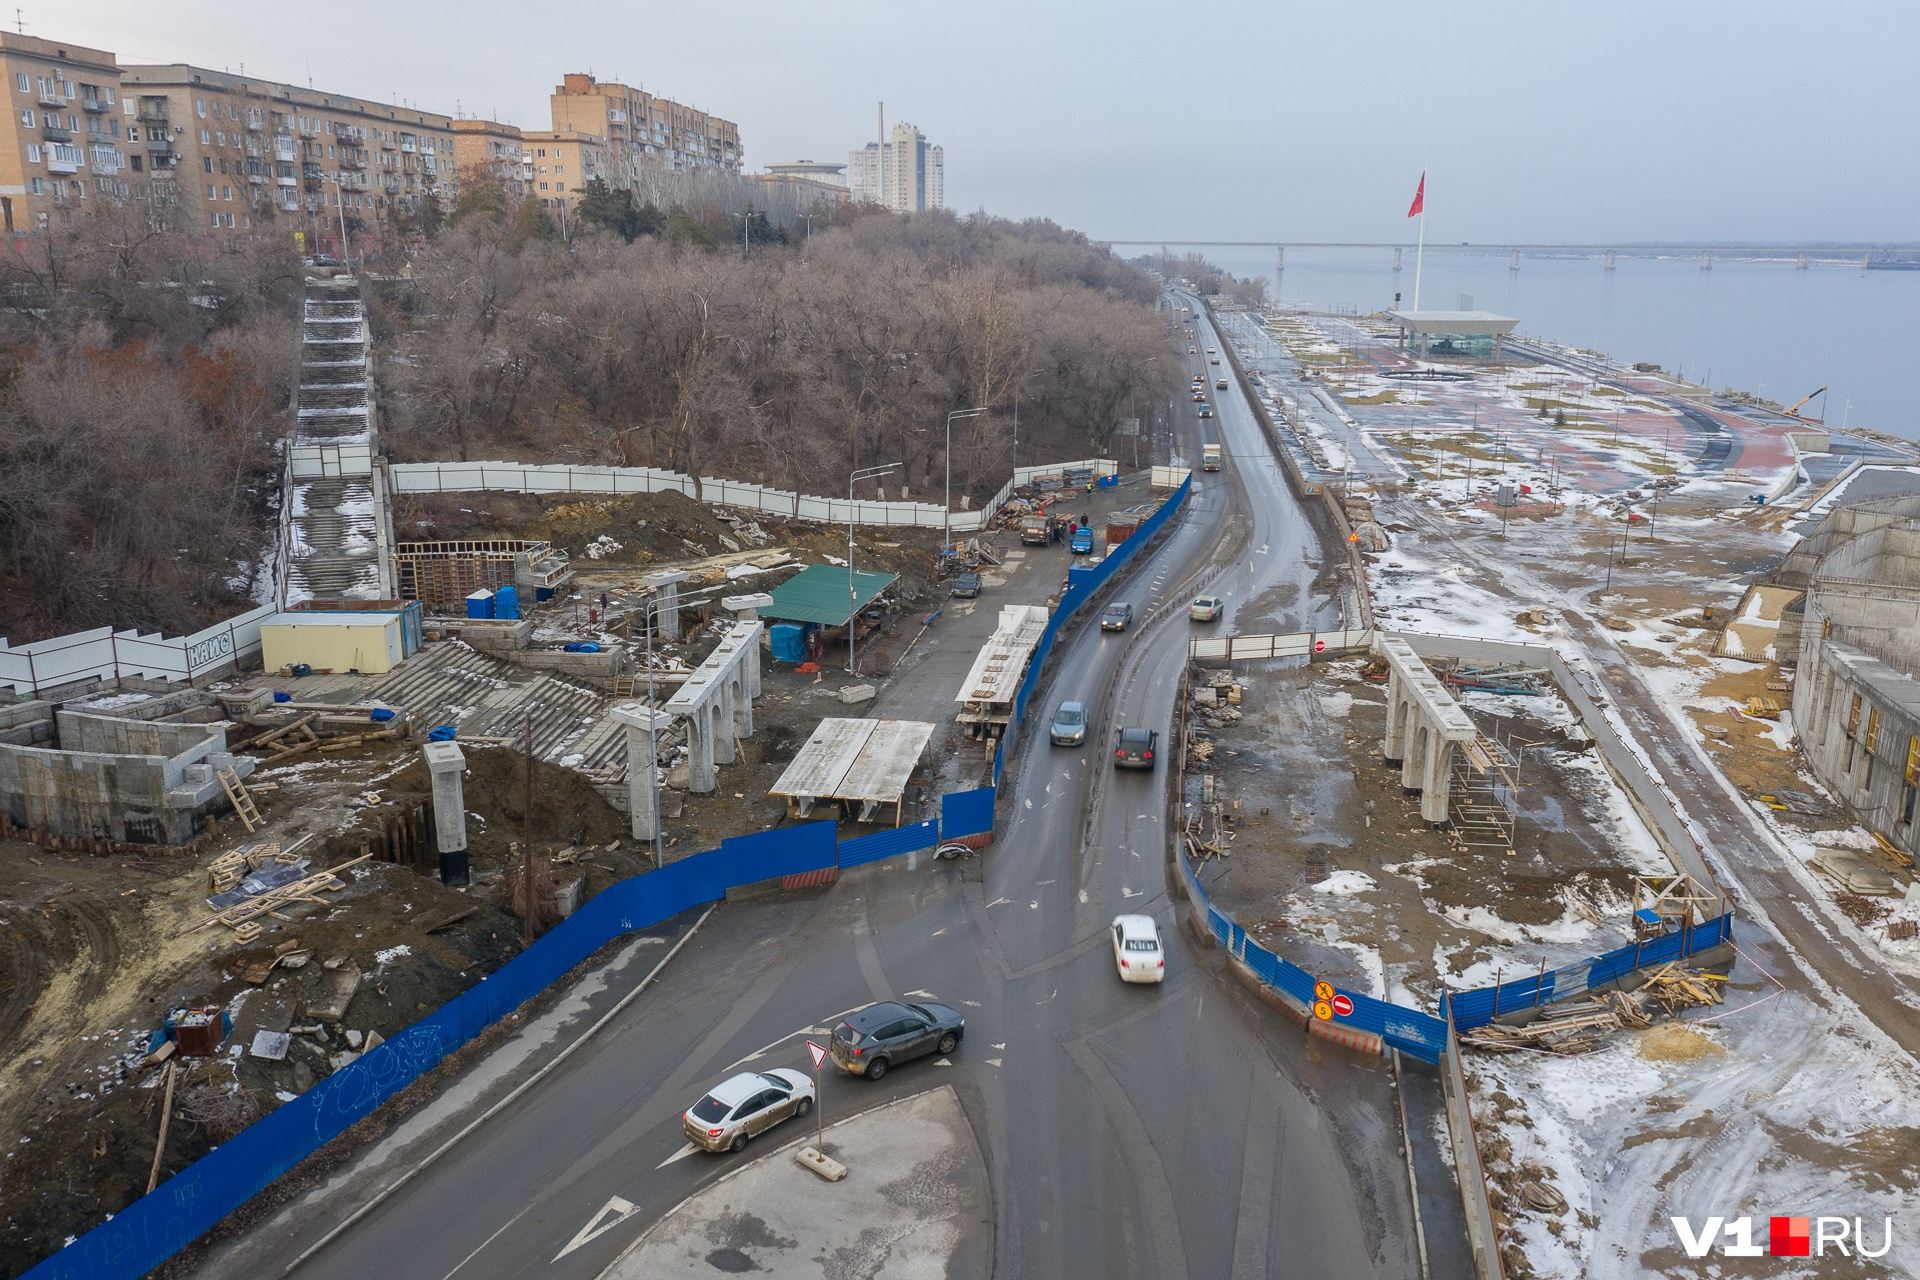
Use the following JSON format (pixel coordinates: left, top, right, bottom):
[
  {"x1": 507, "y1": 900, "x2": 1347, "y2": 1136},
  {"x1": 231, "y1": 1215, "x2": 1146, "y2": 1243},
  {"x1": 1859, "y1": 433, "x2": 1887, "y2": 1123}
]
[
  {"x1": 378, "y1": 208, "x2": 1183, "y2": 502},
  {"x1": 0, "y1": 199, "x2": 300, "y2": 641}
]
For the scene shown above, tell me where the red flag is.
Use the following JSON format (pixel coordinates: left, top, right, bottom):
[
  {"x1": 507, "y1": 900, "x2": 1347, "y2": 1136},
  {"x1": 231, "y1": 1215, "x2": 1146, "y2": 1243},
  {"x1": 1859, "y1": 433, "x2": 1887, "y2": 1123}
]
[{"x1": 1407, "y1": 172, "x2": 1425, "y2": 218}]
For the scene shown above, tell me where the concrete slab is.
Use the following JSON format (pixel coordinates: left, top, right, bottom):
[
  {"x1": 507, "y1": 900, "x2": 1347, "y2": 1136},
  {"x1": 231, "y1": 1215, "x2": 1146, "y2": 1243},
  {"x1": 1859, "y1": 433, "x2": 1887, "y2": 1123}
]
[{"x1": 600, "y1": 1085, "x2": 988, "y2": 1280}]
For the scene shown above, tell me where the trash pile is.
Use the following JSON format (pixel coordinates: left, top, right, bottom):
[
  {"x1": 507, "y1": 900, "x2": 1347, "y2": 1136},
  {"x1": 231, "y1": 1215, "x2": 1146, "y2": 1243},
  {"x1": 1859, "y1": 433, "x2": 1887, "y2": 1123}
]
[{"x1": 1192, "y1": 670, "x2": 1245, "y2": 728}]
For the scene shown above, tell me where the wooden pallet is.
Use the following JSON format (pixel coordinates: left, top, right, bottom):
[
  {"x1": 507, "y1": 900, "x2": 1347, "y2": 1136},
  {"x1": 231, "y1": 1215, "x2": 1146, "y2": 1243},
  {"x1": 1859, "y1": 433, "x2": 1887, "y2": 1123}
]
[{"x1": 217, "y1": 766, "x2": 262, "y2": 833}]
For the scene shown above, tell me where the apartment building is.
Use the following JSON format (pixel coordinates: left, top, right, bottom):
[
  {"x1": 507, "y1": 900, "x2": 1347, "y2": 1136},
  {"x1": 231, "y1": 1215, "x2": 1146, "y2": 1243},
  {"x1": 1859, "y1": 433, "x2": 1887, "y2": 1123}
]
[
  {"x1": 0, "y1": 33, "x2": 124, "y2": 235},
  {"x1": 451, "y1": 118, "x2": 528, "y2": 201},
  {"x1": 116, "y1": 65, "x2": 457, "y2": 253},
  {"x1": 520, "y1": 129, "x2": 607, "y2": 218},
  {"x1": 548, "y1": 73, "x2": 740, "y2": 184},
  {"x1": 849, "y1": 124, "x2": 944, "y2": 211}
]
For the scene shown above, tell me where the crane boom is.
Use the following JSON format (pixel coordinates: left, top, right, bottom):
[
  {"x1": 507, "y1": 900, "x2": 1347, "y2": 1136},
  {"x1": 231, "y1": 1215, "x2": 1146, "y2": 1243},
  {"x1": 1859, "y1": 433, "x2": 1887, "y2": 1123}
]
[{"x1": 1785, "y1": 386, "x2": 1828, "y2": 422}]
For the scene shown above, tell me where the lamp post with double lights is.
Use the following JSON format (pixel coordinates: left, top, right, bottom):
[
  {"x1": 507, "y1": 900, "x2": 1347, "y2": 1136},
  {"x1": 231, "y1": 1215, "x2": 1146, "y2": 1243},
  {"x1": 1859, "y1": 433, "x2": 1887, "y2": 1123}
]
[{"x1": 848, "y1": 462, "x2": 899, "y2": 674}]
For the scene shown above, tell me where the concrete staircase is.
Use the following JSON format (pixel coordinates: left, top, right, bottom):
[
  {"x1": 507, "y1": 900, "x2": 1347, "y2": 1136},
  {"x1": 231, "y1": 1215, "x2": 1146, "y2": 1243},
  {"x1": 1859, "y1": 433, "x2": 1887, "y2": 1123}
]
[{"x1": 284, "y1": 278, "x2": 393, "y2": 603}]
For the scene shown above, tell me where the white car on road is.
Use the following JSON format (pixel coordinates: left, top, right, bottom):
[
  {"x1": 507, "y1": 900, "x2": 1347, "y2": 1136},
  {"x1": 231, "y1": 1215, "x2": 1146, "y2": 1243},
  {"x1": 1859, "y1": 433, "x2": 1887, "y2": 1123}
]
[{"x1": 1111, "y1": 914, "x2": 1166, "y2": 983}]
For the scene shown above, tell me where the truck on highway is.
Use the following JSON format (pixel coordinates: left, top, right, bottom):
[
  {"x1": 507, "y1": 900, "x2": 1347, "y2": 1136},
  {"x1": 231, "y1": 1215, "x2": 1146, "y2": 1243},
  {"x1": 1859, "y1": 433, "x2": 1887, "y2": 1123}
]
[{"x1": 1202, "y1": 443, "x2": 1222, "y2": 471}]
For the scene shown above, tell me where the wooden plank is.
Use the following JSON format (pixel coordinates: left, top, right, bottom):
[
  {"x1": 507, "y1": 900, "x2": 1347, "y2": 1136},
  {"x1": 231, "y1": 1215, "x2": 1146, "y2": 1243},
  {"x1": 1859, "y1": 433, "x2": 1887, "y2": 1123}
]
[
  {"x1": 769, "y1": 718, "x2": 878, "y2": 800},
  {"x1": 834, "y1": 720, "x2": 936, "y2": 803}
]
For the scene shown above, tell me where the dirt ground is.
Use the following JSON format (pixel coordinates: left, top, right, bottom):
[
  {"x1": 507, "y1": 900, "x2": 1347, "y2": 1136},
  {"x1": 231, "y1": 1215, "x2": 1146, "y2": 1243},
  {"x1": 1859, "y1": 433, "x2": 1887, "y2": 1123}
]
[{"x1": 1185, "y1": 657, "x2": 1673, "y2": 1008}]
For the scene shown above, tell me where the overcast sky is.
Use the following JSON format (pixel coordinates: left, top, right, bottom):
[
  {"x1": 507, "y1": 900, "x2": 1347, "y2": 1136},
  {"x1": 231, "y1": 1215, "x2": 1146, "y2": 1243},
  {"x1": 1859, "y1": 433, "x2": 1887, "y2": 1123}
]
[{"x1": 61, "y1": 0, "x2": 1916, "y2": 245}]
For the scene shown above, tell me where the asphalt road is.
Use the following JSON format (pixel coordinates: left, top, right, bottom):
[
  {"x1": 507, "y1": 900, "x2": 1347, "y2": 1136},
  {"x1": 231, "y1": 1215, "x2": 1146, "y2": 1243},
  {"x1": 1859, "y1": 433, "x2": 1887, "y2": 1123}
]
[{"x1": 246, "y1": 298, "x2": 1445, "y2": 1280}]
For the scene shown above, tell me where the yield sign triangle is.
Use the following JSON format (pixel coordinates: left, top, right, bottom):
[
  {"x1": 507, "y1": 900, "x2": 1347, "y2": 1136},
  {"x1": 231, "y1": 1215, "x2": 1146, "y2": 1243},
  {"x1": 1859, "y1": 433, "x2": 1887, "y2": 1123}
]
[
  {"x1": 553, "y1": 1195, "x2": 639, "y2": 1261},
  {"x1": 807, "y1": 1039, "x2": 827, "y2": 1069}
]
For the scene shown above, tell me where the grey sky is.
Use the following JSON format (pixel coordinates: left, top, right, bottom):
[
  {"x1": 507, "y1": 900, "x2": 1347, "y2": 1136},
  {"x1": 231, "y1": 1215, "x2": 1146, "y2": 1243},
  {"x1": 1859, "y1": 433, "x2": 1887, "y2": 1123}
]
[{"x1": 58, "y1": 0, "x2": 1916, "y2": 243}]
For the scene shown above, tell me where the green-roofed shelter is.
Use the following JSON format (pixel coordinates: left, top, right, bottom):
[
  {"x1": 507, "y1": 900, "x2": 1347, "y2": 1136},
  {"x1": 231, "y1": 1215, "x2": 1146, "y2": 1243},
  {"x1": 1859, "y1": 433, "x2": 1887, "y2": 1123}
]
[{"x1": 764, "y1": 563, "x2": 898, "y2": 627}]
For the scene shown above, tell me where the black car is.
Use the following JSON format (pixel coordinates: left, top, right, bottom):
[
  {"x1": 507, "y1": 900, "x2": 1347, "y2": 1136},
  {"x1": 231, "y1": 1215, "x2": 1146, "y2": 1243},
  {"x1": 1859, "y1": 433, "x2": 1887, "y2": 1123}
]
[
  {"x1": 1114, "y1": 726, "x2": 1159, "y2": 769},
  {"x1": 951, "y1": 571, "x2": 981, "y2": 598},
  {"x1": 1101, "y1": 602, "x2": 1134, "y2": 631},
  {"x1": 828, "y1": 1000, "x2": 965, "y2": 1079}
]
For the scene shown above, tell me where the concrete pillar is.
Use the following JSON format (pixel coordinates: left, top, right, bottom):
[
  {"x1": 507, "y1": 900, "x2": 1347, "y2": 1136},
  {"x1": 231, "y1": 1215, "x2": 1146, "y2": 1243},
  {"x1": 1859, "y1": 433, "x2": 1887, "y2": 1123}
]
[
  {"x1": 687, "y1": 706, "x2": 716, "y2": 793},
  {"x1": 422, "y1": 741, "x2": 469, "y2": 885},
  {"x1": 721, "y1": 592, "x2": 773, "y2": 623},
  {"x1": 711, "y1": 691, "x2": 736, "y2": 765},
  {"x1": 611, "y1": 705, "x2": 674, "y2": 841},
  {"x1": 746, "y1": 634, "x2": 762, "y2": 698},
  {"x1": 1382, "y1": 672, "x2": 1406, "y2": 761},
  {"x1": 1421, "y1": 739, "x2": 1455, "y2": 824},
  {"x1": 1402, "y1": 725, "x2": 1428, "y2": 793},
  {"x1": 732, "y1": 671, "x2": 754, "y2": 738},
  {"x1": 643, "y1": 570, "x2": 689, "y2": 641}
]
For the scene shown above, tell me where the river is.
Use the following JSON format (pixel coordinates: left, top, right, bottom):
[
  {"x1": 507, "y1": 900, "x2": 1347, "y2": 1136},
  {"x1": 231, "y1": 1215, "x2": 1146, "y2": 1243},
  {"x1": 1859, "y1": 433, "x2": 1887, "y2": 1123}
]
[{"x1": 1196, "y1": 248, "x2": 1918, "y2": 441}]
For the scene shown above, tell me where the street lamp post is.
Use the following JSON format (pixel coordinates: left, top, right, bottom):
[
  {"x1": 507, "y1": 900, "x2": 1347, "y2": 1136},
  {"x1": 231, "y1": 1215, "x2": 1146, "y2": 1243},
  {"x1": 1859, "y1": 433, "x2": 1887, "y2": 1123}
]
[
  {"x1": 944, "y1": 406, "x2": 990, "y2": 551},
  {"x1": 848, "y1": 462, "x2": 899, "y2": 674}
]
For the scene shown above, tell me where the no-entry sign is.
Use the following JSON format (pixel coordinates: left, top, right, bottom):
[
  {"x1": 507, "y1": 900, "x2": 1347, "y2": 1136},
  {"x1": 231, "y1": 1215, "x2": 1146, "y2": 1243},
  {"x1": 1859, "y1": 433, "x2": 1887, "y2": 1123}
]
[{"x1": 1330, "y1": 994, "x2": 1354, "y2": 1018}]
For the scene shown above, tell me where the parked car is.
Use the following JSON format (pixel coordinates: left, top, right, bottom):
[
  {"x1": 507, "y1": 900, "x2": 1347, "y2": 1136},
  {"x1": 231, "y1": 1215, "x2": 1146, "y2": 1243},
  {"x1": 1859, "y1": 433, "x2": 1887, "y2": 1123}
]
[
  {"x1": 682, "y1": 1069, "x2": 815, "y2": 1153},
  {"x1": 1101, "y1": 601, "x2": 1133, "y2": 631},
  {"x1": 1111, "y1": 914, "x2": 1166, "y2": 983},
  {"x1": 1113, "y1": 726, "x2": 1158, "y2": 769},
  {"x1": 951, "y1": 571, "x2": 981, "y2": 598},
  {"x1": 1050, "y1": 699, "x2": 1089, "y2": 746},
  {"x1": 828, "y1": 1000, "x2": 965, "y2": 1079},
  {"x1": 1189, "y1": 594, "x2": 1224, "y2": 621},
  {"x1": 1070, "y1": 527, "x2": 1094, "y2": 554}
]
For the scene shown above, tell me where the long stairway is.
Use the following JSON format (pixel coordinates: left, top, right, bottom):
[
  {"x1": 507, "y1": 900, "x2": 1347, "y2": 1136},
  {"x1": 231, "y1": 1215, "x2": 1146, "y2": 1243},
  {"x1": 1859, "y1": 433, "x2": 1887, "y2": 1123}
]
[{"x1": 284, "y1": 277, "x2": 393, "y2": 602}]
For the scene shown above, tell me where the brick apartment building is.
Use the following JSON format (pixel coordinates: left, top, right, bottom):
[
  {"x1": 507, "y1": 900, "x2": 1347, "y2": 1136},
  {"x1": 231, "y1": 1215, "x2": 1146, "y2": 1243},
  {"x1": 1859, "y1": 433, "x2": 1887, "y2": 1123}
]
[{"x1": 0, "y1": 33, "x2": 122, "y2": 235}]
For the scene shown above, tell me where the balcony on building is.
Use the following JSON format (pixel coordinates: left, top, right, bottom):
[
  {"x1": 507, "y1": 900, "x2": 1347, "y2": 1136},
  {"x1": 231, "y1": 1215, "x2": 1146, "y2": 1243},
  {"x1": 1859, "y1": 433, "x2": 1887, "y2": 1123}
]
[
  {"x1": 81, "y1": 94, "x2": 111, "y2": 113},
  {"x1": 41, "y1": 124, "x2": 73, "y2": 143},
  {"x1": 298, "y1": 119, "x2": 319, "y2": 138},
  {"x1": 137, "y1": 102, "x2": 169, "y2": 124},
  {"x1": 38, "y1": 85, "x2": 65, "y2": 108},
  {"x1": 46, "y1": 143, "x2": 84, "y2": 175}
]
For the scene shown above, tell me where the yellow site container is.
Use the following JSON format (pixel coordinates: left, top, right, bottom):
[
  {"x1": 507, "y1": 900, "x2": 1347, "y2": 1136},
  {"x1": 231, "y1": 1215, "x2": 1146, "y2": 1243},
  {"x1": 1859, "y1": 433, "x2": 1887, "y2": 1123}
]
[{"x1": 260, "y1": 612, "x2": 403, "y2": 675}]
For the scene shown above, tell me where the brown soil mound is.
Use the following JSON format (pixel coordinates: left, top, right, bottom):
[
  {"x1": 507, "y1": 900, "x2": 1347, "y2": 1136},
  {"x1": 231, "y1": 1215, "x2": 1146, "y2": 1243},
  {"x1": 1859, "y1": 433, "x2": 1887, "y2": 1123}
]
[{"x1": 347, "y1": 744, "x2": 629, "y2": 858}]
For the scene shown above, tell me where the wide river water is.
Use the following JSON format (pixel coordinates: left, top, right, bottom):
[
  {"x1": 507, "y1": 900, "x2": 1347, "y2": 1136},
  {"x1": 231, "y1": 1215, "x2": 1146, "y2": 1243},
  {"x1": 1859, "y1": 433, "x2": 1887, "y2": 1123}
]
[{"x1": 1198, "y1": 248, "x2": 1917, "y2": 442}]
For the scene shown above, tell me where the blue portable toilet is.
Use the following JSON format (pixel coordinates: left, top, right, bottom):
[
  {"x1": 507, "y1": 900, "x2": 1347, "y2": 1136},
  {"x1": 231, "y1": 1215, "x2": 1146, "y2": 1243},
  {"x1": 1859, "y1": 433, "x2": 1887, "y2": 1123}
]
[
  {"x1": 769, "y1": 624, "x2": 806, "y2": 663},
  {"x1": 466, "y1": 589, "x2": 495, "y2": 620},
  {"x1": 494, "y1": 584, "x2": 521, "y2": 621}
]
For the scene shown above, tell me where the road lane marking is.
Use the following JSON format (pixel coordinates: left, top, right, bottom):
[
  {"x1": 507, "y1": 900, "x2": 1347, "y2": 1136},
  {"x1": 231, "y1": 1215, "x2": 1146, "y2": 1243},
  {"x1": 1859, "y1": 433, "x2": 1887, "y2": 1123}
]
[
  {"x1": 931, "y1": 927, "x2": 947, "y2": 936},
  {"x1": 553, "y1": 1195, "x2": 643, "y2": 1262},
  {"x1": 438, "y1": 1204, "x2": 532, "y2": 1280},
  {"x1": 654, "y1": 1145, "x2": 700, "y2": 1170},
  {"x1": 933, "y1": 1058, "x2": 953, "y2": 1067},
  {"x1": 1078, "y1": 889, "x2": 1088, "y2": 903},
  {"x1": 1029, "y1": 900, "x2": 1039, "y2": 909},
  {"x1": 721, "y1": 1007, "x2": 863, "y2": 1072},
  {"x1": 1123, "y1": 888, "x2": 1143, "y2": 899},
  {"x1": 992, "y1": 1043, "x2": 1006, "y2": 1049},
  {"x1": 905, "y1": 989, "x2": 937, "y2": 999},
  {"x1": 985, "y1": 1058, "x2": 1003, "y2": 1067},
  {"x1": 1037, "y1": 879, "x2": 1056, "y2": 885},
  {"x1": 986, "y1": 897, "x2": 1010, "y2": 908}
]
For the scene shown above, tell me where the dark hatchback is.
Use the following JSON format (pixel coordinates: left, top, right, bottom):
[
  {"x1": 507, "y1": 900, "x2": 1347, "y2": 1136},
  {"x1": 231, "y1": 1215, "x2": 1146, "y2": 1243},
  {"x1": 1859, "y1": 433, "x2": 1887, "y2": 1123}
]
[{"x1": 828, "y1": 1000, "x2": 965, "y2": 1079}]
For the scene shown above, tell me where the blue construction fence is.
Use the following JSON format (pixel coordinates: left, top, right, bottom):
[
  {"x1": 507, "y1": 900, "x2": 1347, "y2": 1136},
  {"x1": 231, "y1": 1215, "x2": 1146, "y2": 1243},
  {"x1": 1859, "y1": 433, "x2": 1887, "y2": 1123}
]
[
  {"x1": 27, "y1": 792, "x2": 1008, "y2": 1280},
  {"x1": 1441, "y1": 913, "x2": 1736, "y2": 1030},
  {"x1": 992, "y1": 474, "x2": 1194, "y2": 790}
]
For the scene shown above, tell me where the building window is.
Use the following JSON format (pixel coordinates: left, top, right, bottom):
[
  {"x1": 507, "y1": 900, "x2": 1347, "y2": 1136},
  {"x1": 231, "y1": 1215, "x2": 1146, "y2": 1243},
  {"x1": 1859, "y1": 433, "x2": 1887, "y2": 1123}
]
[
  {"x1": 14, "y1": 73, "x2": 26, "y2": 93},
  {"x1": 207, "y1": 184, "x2": 216, "y2": 199},
  {"x1": 17, "y1": 110, "x2": 28, "y2": 126},
  {"x1": 539, "y1": 181, "x2": 548, "y2": 191},
  {"x1": 204, "y1": 158, "x2": 214, "y2": 173},
  {"x1": 196, "y1": 99, "x2": 206, "y2": 118}
]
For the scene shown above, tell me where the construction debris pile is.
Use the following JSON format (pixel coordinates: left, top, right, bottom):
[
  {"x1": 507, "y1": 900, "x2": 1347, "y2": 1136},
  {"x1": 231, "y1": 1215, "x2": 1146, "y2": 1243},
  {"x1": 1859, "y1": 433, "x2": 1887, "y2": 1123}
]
[
  {"x1": 1192, "y1": 670, "x2": 1245, "y2": 729},
  {"x1": 1461, "y1": 964, "x2": 1727, "y2": 1057}
]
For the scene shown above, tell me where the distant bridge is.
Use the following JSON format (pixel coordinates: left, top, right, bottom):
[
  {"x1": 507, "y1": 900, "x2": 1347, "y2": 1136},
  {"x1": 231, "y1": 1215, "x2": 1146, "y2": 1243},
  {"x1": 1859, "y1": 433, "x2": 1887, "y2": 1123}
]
[{"x1": 1103, "y1": 240, "x2": 1915, "y2": 256}]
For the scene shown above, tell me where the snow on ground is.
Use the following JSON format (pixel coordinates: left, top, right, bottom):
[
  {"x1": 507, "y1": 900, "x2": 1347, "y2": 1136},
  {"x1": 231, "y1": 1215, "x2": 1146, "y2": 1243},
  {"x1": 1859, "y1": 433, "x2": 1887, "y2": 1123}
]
[{"x1": 1471, "y1": 999, "x2": 1920, "y2": 1280}]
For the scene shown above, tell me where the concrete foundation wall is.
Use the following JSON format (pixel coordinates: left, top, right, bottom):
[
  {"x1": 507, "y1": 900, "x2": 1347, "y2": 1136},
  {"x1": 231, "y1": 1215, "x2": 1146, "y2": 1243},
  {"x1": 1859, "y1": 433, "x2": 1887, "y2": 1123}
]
[
  {"x1": 0, "y1": 714, "x2": 248, "y2": 845},
  {"x1": 56, "y1": 711, "x2": 224, "y2": 763}
]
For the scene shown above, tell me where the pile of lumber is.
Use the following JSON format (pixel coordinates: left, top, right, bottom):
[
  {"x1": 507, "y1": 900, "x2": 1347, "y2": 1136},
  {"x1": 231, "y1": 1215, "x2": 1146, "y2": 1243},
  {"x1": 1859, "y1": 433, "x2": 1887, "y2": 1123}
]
[
  {"x1": 1462, "y1": 996, "x2": 1627, "y2": 1056},
  {"x1": 1639, "y1": 963, "x2": 1726, "y2": 1014},
  {"x1": 191, "y1": 854, "x2": 371, "y2": 933}
]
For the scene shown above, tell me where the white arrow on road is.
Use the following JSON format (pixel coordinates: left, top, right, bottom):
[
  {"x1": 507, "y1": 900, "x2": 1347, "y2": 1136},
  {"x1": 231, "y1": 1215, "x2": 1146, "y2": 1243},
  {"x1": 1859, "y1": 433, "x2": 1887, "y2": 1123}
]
[{"x1": 553, "y1": 1196, "x2": 640, "y2": 1261}]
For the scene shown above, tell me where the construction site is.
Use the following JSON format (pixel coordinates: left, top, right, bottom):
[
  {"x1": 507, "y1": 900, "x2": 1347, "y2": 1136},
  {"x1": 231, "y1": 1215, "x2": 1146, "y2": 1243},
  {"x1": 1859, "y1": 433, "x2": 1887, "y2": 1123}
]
[{"x1": 0, "y1": 268, "x2": 1170, "y2": 1273}]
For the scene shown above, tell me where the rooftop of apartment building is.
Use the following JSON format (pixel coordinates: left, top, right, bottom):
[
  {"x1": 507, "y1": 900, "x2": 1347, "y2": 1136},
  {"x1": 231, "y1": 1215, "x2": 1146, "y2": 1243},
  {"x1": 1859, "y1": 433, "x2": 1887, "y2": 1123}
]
[
  {"x1": 119, "y1": 64, "x2": 454, "y2": 129},
  {"x1": 0, "y1": 31, "x2": 117, "y2": 74}
]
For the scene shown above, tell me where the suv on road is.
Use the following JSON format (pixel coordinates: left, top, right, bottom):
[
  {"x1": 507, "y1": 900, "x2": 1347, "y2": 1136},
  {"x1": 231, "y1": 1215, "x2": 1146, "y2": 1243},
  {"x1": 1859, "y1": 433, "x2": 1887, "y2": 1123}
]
[
  {"x1": 951, "y1": 571, "x2": 981, "y2": 598},
  {"x1": 829, "y1": 1001, "x2": 965, "y2": 1080},
  {"x1": 1113, "y1": 726, "x2": 1158, "y2": 769}
]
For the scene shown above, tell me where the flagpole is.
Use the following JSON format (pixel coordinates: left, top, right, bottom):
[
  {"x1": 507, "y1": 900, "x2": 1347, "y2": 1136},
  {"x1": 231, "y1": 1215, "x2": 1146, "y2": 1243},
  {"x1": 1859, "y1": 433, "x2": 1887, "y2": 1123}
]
[{"x1": 1412, "y1": 174, "x2": 1426, "y2": 312}]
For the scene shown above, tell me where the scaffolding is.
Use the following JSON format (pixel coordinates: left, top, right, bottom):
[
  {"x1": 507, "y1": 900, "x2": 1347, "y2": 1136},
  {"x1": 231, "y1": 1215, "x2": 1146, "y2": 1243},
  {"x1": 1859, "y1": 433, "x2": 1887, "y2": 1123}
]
[{"x1": 1449, "y1": 730, "x2": 1527, "y2": 851}]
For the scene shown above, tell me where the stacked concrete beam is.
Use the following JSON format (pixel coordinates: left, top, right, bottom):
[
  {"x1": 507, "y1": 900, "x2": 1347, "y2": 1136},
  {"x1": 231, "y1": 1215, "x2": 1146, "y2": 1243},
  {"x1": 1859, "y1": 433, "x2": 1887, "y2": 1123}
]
[{"x1": 663, "y1": 622, "x2": 764, "y2": 794}]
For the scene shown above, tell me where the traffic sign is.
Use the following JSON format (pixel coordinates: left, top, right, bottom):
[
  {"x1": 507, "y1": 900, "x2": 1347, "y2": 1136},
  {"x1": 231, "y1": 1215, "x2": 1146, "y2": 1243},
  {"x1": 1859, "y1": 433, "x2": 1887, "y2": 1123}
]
[
  {"x1": 1331, "y1": 994, "x2": 1354, "y2": 1018},
  {"x1": 1313, "y1": 1000, "x2": 1333, "y2": 1021},
  {"x1": 1313, "y1": 639, "x2": 1326, "y2": 653},
  {"x1": 1313, "y1": 980, "x2": 1334, "y2": 1003},
  {"x1": 807, "y1": 1039, "x2": 828, "y2": 1069}
]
